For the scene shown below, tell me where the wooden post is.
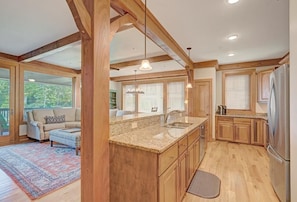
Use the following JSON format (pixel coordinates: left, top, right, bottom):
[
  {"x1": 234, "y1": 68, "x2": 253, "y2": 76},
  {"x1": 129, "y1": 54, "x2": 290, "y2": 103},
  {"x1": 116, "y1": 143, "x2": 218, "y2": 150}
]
[{"x1": 67, "y1": 0, "x2": 110, "y2": 201}]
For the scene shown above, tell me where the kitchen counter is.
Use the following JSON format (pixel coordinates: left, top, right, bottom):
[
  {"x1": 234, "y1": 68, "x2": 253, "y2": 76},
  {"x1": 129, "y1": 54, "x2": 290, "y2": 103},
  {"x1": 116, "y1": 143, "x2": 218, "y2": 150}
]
[
  {"x1": 109, "y1": 116, "x2": 207, "y2": 153},
  {"x1": 216, "y1": 113, "x2": 267, "y2": 120}
]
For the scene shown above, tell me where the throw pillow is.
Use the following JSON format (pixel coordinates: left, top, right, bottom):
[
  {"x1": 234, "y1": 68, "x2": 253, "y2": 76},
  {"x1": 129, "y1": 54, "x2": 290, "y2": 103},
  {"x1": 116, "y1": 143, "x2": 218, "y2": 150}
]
[{"x1": 45, "y1": 115, "x2": 65, "y2": 124}]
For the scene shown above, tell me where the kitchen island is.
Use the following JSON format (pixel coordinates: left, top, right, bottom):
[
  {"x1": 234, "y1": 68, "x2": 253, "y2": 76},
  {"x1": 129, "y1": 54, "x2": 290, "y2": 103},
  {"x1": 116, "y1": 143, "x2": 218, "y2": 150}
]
[{"x1": 109, "y1": 116, "x2": 207, "y2": 202}]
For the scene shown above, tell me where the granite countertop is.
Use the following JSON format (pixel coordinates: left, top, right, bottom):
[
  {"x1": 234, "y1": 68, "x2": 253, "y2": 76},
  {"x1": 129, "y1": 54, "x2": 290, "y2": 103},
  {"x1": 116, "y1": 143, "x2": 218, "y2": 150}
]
[
  {"x1": 109, "y1": 116, "x2": 207, "y2": 153},
  {"x1": 109, "y1": 112, "x2": 162, "y2": 124},
  {"x1": 216, "y1": 113, "x2": 267, "y2": 120}
]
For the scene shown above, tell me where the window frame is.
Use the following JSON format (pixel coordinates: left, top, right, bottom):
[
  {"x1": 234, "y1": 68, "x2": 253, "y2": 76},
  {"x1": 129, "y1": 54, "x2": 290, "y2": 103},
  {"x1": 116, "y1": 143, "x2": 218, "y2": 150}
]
[
  {"x1": 122, "y1": 77, "x2": 187, "y2": 113},
  {"x1": 222, "y1": 69, "x2": 256, "y2": 115}
]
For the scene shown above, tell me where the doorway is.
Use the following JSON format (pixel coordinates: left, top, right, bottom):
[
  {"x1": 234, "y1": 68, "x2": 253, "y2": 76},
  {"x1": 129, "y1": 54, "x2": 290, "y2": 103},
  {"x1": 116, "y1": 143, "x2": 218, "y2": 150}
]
[
  {"x1": 0, "y1": 65, "x2": 15, "y2": 145},
  {"x1": 193, "y1": 79, "x2": 213, "y2": 142}
]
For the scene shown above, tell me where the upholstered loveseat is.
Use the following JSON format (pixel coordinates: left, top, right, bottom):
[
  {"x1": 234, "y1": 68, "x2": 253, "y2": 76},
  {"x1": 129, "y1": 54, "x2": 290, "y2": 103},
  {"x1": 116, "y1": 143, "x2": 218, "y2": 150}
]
[{"x1": 27, "y1": 108, "x2": 81, "y2": 142}]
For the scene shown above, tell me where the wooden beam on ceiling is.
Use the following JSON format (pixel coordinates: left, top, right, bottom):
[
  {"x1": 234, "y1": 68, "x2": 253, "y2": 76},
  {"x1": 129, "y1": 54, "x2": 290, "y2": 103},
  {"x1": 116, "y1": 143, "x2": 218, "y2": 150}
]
[
  {"x1": 110, "y1": 55, "x2": 172, "y2": 69},
  {"x1": 66, "y1": 0, "x2": 91, "y2": 39},
  {"x1": 0, "y1": 52, "x2": 18, "y2": 61},
  {"x1": 111, "y1": 69, "x2": 186, "y2": 82},
  {"x1": 194, "y1": 60, "x2": 219, "y2": 69},
  {"x1": 279, "y1": 52, "x2": 289, "y2": 65},
  {"x1": 110, "y1": 0, "x2": 193, "y2": 69},
  {"x1": 25, "y1": 61, "x2": 80, "y2": 75},
  {"x1": 18, "y1": 15, "x2": 133, "y2": 63},
  {"x1": 110, "y1": 13, "x2": 136, "y2": 42},
  {"x1": 18, "y1": 32, "x2": 81, "y2": 62},
  {"x1": 218, "y1": 58, "x2": 281, "y2": 71}
]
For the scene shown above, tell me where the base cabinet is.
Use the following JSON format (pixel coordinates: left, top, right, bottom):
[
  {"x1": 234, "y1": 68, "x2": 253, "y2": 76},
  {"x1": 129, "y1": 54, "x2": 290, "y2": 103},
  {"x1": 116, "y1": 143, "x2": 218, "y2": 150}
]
[
  {"x1": 110, "y1": 126, "x2": 204, "y2": 202},
  {"x1": 159, "y1": 161, "x2": 178, "y2": 202},
  {"x1": 216, "y1": 117, "x2": 234, "y2": 141},
  {"x1": 234, "y1": 118, "x2": 251, "y2": 144}
]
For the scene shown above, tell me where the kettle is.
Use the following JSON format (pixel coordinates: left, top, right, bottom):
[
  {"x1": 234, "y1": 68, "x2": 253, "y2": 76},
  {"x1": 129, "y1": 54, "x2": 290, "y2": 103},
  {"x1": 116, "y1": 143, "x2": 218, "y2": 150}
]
[{"x1": 217, "y1": 105, "x2": 227, "y2": 115}]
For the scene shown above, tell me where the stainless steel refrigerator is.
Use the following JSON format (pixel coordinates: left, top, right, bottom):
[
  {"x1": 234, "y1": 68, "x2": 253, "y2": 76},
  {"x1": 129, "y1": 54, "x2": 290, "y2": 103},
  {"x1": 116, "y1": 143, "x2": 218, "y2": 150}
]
[{"x1": 267, "y1": 64, "x2": 290, "y2": 202}]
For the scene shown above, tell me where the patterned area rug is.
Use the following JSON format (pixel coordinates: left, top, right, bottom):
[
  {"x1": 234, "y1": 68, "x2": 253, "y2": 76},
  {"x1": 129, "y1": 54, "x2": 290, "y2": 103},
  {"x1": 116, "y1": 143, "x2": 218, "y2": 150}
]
[{"x1": 0, "y1": 142, "x2": 80, "y2": 199}]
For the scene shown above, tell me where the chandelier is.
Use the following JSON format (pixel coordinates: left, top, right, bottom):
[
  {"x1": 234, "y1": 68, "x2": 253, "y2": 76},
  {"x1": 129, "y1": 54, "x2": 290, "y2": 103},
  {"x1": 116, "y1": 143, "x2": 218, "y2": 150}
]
[{"x1": 126, "y1": 70, "x2": 144, "y2": 94}]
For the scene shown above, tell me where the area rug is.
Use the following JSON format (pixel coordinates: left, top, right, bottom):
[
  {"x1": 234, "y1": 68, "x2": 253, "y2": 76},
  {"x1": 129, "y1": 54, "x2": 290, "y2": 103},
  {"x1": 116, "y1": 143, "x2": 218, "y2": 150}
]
[
  {"x1": 187, "y1": 170, "x2": 221, "y2": 198},
  {"x1": 0, "y1": 142, "x2": 80, "y2": 199}
]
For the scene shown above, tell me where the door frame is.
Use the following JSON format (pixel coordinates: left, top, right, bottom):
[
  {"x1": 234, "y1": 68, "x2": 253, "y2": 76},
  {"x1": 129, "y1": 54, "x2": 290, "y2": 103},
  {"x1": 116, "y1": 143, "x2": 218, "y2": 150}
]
[
  {"x1": 0, "y1": 60, "x2": 16, "y2": 145},
  {"x1": 193, "y1": 79, "x2": 213, "y2": 142}
]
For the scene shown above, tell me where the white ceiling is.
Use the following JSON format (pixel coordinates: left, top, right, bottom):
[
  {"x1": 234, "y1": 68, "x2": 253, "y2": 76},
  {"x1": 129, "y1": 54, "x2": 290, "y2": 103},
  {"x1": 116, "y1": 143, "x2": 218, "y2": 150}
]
[{"x1": 0, "y1": 0, "x2": 289, "y2": 77}]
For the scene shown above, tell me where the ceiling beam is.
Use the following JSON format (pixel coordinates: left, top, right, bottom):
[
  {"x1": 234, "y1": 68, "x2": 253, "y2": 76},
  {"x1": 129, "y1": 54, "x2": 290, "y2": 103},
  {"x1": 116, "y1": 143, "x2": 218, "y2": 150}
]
[
  {"x1": 66, "y1": 0, "x2": 91, "y2": 39},
  {"x1": 110, "y1": 13, "x2": 136, "y2": 42},
  {"x1": 218, "y1": 58, "x2": 281, "y2": 71},
  {"x1": 18, "y1": 32, "x2": 81, "y2": 62},
  {"x1": 111, "y1": 69, "x2": 186, "y2": 82},
  {"x1": 110, "y1": 0, "x2": 193, "y2": 69},
  {"x1": 18, "y1": 15, "x2": 134, "y2": 63},
  {"x1": 0, "y1": 52, "x2": 18, "y2": 61},
  {"x1": 279, "y1": 52, "x2": 289, "y2": 65},
  {"x1": 110, "y1": 55, "x2": 172, "y2": 69},
  {"x1": 194, "y1": 60, "x2": 219, "y2": 69}
]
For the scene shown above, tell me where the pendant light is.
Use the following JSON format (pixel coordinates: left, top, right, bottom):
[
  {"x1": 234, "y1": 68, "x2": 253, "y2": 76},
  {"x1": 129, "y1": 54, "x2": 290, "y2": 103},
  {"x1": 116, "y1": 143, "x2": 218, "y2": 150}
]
[
  {"x1": 126, "y1": 70, "x2": 144, "y2": 94},
  {"x1": 186, "y1": 47, "x2": 193, "y2": 88},
  {"x1": 139, "y1": 0, "x2": 152, "y2": 71}
]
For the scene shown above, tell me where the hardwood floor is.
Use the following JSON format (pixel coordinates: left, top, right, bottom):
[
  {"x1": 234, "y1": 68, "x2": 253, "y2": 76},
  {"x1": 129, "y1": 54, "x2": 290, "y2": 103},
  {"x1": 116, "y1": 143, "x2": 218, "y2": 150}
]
[
  {"x1": 0, "y1": 141, "x2": 278, "y2": 202},
  {"x1": 183, "y1": 141, "x2": 279, "y2": 202}
]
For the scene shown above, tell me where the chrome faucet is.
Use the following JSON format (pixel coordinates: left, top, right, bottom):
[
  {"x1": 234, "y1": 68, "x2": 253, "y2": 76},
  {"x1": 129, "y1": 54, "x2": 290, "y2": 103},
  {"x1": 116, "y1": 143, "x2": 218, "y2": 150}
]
[{"x1": 164, "y1": 110, "x2": 183, "y2": 123}]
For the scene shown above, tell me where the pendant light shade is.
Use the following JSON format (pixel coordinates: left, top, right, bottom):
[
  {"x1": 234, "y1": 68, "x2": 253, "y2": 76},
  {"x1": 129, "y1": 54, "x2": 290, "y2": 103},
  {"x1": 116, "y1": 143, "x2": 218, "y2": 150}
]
[{"x1": 139, "y1": 0, "x2": 152, "y2": 71}]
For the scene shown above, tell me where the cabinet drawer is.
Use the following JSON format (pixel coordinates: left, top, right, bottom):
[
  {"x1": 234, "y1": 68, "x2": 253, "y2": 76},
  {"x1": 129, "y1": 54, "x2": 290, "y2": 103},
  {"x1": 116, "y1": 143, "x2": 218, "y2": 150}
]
[
  {"x1": 178, "y1": 136, "x2": 188, "y2": 155},
  {"x1": 217, "y1": 116, "x2": 233, "y2": 122},
  {"x1": 188, "y1": 129, "x2": 199, "y2": 146},
  {"x1": 158, "y1": 143, "x2": 178, "y2": 175},
  {"x1": 234, "y1": 118, "x2": 251, "y2": 124}
]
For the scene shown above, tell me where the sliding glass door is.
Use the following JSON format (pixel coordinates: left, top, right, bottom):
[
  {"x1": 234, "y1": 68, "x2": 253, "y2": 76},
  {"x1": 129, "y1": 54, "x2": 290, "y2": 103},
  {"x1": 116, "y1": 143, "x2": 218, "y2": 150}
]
[{"x1": 0, "y1": 66, "x2": 15, "y2": 144}]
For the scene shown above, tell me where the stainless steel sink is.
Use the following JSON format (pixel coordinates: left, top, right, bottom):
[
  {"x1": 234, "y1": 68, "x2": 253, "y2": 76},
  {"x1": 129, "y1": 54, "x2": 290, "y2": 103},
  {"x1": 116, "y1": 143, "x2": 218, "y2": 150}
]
[{"x1": 164, "y1": 122, "x2": 193, "y2": 129}]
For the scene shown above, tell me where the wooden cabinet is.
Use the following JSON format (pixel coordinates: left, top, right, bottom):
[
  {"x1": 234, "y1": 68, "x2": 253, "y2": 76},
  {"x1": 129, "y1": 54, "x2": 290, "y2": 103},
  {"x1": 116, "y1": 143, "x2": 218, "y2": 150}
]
[
  {"x1": 257, "y1": 69, "x2": 273, "y2": 103},
  {"x1": 251, "y1": 119, "x2": 264, "y2": 145},
  {"x1": 110, "y1": 125, "x2": 204, "y2": 202},
  {"x1": 216, "y1": 117, "x2": 234, "y2": 141},
  {"x1": 216, "y1": 116, "x2": 251, "y2": 144},
  {"x1": 234, "y1": 118, "x2": 251, "y2": 144},
  {"x1": 159, "y1": 161, "x2": 178, "y2": 202}
]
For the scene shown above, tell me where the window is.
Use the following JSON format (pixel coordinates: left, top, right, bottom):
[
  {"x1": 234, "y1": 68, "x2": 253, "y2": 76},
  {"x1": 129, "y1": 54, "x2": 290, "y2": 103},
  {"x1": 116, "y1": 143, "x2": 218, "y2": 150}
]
[
  {"x1": 138, "y1": 83, "x2": 163, "y2": 113},
  {"x1": 222, "y1": 70, "x2": 256, "y2": 114},
  {"x1": 167, "y1": 81, "x2": 185, "y2": 111},
  {"x1": 24, "y1": 71, "x2": 73, "y2": 119},
  {"x1": 122, "y1": 78, "x2": 186, "y2": 114}
]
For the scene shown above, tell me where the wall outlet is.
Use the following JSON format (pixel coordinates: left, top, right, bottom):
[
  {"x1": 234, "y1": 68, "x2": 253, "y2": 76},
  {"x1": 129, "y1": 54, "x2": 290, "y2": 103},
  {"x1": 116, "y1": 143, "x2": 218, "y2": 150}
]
[{"x1": 132, "y1": 122, "x2": 138, "y2": 129}]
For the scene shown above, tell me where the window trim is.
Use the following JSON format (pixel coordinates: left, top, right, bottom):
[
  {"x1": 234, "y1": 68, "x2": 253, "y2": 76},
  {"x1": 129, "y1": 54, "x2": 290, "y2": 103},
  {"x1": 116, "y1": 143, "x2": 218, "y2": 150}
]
[
  {"x1": 122, "y1": 77, "x2": 187, "y2": 113},
  {"x1": 222, "y1": 69, "x2": 256, "y2": 115}
]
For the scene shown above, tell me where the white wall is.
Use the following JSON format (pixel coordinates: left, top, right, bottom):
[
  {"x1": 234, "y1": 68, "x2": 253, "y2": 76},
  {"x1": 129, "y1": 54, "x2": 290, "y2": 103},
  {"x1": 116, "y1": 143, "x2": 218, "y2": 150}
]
[
  {"x1": 194, "y1": 67, "x2": 216, "y2": 139},
  {"x1": 290, "y1": 0, "x2": 297, "y2": 200},
  {"x1": 110, "y1": 81, "x2": 122, "y2": 109}
]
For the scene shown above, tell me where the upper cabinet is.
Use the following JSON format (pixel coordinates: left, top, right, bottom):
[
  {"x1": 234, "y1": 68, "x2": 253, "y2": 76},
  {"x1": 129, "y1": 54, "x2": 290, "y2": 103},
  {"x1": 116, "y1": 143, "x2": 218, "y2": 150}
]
[{"x1": 257, "y1": 69, "x2": 274, "y2": 103}]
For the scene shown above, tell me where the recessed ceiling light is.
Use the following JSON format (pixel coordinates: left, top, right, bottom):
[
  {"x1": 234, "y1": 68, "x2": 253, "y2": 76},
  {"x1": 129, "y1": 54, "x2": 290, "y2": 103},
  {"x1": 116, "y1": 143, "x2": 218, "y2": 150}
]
[
  {"x1": 228, "y1": 34, "x2": 238, "y2": 40},
  {"x1": 28, "y1": 79, "x2": 35, "y2": 82},
  {"x1": 228, "y1": 0, "x2": 239, "y2": 4},
  {"x1": 228, "y1": 53, "x2": 235, "y2": 57}
]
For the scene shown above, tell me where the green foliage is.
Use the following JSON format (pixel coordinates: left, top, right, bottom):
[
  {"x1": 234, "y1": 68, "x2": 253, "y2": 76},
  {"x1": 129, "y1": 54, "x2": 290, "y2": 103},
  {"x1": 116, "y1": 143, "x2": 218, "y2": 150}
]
[
  {"x1": 24, "y1": 82, "x2": 72, "y2": 108},
  {"x1": 0, "y1": 79, "x2": 10, "y2": 108}
]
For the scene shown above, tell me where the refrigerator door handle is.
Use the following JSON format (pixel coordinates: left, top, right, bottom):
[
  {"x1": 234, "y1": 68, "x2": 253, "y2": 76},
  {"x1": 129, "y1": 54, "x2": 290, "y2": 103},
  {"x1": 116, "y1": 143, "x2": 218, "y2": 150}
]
[{"x1": 267, "y1": 145, "x2": 283, "y2": 164}]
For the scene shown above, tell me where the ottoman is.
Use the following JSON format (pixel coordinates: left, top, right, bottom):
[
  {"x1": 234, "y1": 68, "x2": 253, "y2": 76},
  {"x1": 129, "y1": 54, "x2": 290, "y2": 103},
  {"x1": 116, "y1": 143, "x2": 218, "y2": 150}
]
[{"x1": 49, "y1": 128, "x2": 81, "y2": 155}]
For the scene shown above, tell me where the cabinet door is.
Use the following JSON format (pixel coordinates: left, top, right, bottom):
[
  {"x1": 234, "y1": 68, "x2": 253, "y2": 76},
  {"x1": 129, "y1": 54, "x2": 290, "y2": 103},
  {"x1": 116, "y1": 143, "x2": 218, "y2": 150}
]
[
  {"x1": 257, "y1": 69, "x2": 273, "y2": 103},
  {"x1": 188, "y1": 144, "x2": 195, "y2": 183},
  {"x1": 194, "y1": 139, "x2": 200, "y2": 169},
  {"x1": 216, "y1": 120, "x2": 234, "y2": 141},
  {"x1": 178, "y1": 152, "x2": 187, "y2": 202},
  {"x1": 251, "y1": 119, "x2": 264, "y2": 145},
  {"x1": 159, "y1": 161, "x2": 178, "y2": 202},
  {"x1": 234, "y1": 120, "x2": 251, "y2": 144}
]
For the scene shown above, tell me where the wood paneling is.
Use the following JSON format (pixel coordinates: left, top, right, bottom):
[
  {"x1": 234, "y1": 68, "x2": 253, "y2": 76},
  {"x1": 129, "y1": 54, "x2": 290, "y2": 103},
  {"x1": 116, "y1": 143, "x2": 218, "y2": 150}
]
[
  {"x1": 219, "y1": 58, "x2": 281, "y2": 70},
  {"x1": 110, "y1": 0, "x2": 193, "y2": 69}
]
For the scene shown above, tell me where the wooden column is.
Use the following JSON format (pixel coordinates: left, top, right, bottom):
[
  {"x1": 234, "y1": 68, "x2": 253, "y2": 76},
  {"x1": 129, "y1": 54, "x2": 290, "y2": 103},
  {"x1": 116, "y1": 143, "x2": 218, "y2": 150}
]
[{"x1": 67, "y1": 0, "x2": 110, "y2": 201}]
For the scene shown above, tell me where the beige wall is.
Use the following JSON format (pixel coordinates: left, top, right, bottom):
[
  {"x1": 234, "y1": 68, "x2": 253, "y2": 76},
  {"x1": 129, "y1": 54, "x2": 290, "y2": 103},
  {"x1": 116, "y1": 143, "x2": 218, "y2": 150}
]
[
  {"x1": 290, "y1": 0, "x2": 297, "y2": 200},
  {"x1": 194, "y1": 67, "x2": 216, "y2": 139}
]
